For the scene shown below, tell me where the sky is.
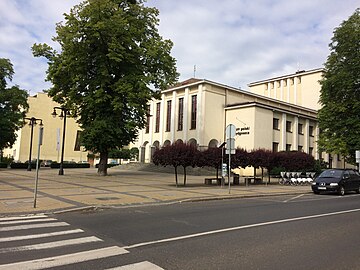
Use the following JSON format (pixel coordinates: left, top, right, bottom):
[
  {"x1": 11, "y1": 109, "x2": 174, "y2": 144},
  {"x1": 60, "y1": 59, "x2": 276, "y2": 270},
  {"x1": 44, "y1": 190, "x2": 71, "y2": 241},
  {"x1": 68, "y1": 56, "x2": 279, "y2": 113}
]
[{"x1": 0, "y1": 0, "x2": 359, "y2": 95}]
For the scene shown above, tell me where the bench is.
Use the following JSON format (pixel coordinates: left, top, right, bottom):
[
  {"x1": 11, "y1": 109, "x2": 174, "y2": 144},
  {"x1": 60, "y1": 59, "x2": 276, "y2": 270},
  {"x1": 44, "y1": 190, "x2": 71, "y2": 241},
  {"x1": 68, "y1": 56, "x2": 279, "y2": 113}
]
[
  {"x1": 244, "y1": 177, "x2": 263, "y2": 185},
  {"x1": 204, "y1": 178, "x2": 222, "y2": 185}
]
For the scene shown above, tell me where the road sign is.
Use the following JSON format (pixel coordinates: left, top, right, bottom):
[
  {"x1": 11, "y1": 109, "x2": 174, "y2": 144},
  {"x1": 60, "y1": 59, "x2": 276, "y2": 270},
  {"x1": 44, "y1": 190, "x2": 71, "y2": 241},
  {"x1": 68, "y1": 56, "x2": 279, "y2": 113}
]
[{"x1": 226, "y1": 124, "x2": 236, "y2": 139}]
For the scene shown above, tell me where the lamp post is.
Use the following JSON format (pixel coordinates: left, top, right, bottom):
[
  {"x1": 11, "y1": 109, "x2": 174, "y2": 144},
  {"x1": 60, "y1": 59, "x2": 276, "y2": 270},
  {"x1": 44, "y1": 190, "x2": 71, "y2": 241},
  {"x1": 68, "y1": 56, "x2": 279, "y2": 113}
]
[
  {"x1": 25, "y1": 117, "x2": 43, "y2": 171},
  {"x1": 52, "y1": 107, "x2": 69, "y2": 175}
]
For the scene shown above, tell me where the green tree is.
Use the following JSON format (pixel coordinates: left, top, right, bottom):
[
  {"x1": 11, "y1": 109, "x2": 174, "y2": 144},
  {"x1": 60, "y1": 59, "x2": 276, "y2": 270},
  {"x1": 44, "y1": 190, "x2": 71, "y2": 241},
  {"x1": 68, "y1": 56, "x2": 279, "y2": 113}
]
[
  {"x1": 318, "y1": 8, "x2": 360, "y2": 163},
  {"x1": 32, "y1": 0, "x2": 178, "y2": 175},
  {"x1": 0, "y1": 58, "x2": 29, "y2": 159}
]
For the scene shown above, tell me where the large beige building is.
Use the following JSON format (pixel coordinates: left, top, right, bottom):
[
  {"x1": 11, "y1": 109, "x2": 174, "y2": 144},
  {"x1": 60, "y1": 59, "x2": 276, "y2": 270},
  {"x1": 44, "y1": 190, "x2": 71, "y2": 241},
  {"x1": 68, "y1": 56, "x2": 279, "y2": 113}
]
[
  {"x1": 135, "y1": 69, "x2": 347, "y2": 169},
  {"x1": 4, "y1": 68, "x2": 347, "y2": 169}
]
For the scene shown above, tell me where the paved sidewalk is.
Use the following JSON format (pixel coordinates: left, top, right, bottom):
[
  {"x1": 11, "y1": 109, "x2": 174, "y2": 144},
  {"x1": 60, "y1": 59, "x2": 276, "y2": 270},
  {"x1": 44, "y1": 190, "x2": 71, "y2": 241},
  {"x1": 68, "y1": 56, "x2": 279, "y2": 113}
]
[{"x1": 0, "y1": 167, "x2": 311, "y2": 216}]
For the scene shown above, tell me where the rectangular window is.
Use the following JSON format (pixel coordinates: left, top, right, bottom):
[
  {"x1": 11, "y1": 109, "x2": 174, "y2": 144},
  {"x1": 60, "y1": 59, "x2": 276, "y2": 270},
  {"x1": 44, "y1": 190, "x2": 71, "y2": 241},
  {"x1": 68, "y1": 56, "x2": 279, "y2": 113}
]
[
  {"x1": 155, "y1": 103, "x2": 160, "y2": 133},
  {"x1": 166, "y1": 100, "x2": 171, "y2": 132},
  {"x1": 272, "y1": 142, "x2": 279, "y2": 152},
  {"x1": 145, "y1": 105, "x2": 150, "y2": 133},
  {"x1": 286, "y1": 121, "x2": 292, "y2": 133},
  {"x1": 309, "y1": 125, "x2": 314, "y2": 137},
  {"x1": 298, "y1": 145, "x2": 303, "y2": 152},
  {"x1": 273, "y1": 118, "x2": 279, "y2": 130},
  {"x1": 298, "y1": 123, "x2": 303, "y2": 134},
  {"x1": 178, "y1": 98, "x2": 184, "y2": 131},
  {"x1": 286, "y1": 144, "x2": 292, "y2": 152},
  {"x1": 191, "y1": 95, "x2": 197, "y2": 129},
  {"x1": 309, "y1": 147, "x2": 313, "y2": 156}
]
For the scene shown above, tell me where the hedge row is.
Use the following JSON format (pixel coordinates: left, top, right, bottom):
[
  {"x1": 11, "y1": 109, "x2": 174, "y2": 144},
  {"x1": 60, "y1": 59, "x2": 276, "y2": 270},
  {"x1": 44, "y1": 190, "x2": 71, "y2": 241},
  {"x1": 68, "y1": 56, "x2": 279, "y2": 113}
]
[
  {"x1": 10, "y1": 163, "x2": 40, "y2": 169},
  {"x1": 95, "y1": 163, "x2": 119, "y2": 168},
  {"x1": 50, "y1": 163, "x2": 90, "y2": 168},
  {"x1": 0, "y1": 163, "x2": 7, "y2": 168}
]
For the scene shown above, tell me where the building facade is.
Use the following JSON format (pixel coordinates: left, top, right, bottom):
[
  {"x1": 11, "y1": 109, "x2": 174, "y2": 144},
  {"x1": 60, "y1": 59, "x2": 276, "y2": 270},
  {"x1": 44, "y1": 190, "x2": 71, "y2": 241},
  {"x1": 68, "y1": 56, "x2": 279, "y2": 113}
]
[
  {"x1": 4, "y1": 93, "x2": 88, "y2": 163},
  {"x1": 135, "y1": 76, "x2": 321, "y2": 165}
]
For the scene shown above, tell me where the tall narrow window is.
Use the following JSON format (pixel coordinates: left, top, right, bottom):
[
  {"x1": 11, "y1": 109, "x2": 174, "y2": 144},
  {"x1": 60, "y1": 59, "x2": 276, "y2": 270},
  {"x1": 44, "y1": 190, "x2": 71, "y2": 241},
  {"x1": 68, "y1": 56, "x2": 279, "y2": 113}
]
[
  {"x1": 166, "y1": 100, "x2": 171, "y2": 132},
  {"x1": 178, "y1": 98, "x2": 184, "y2": 131},
  {"x1": 298, "y1": 123, "x2": 303, "y2": 134},
  {"x1": 273, "y1": 118, "x2": 279, "y2": 130},
  {"x1": 286, "y1": 121, "x2": 292, "y2": 132},
  {"x1": 286, "y1": 144, "x2": 292, "y2": 151},
  {"x1": 309, "y1": 125, "x2": 314, "y2": 137},
  {"x1": 155, "y1": 103, "x2": 160, "y2": 133},
  {"x1": 145, "y1": 105, "x2": 150, "y2": 133},
  {"x1": 272, "y1": 142, "x2": 279, "y2": 152},
  {"x1": 191, "y1": 95, "x2": 197, "y2": 129}
]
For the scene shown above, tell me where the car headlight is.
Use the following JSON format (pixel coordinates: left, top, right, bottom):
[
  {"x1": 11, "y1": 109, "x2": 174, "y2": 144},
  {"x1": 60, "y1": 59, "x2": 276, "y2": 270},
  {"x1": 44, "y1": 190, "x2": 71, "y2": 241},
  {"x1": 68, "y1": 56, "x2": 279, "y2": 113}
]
[
  {"x1": 311, "y1": 182, "x2": 317, "y2": 185},
  {"x1": 330, "y1": 183, "x2": 339, "y2": 186}
]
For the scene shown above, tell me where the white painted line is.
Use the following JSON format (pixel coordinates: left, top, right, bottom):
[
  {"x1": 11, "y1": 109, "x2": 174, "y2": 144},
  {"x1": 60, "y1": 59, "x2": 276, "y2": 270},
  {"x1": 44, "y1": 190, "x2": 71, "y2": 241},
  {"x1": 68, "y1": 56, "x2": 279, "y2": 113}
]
[
  {"x1": 0, "y1": 218, "x2": 57, "y2": 225},
  {"x1": 125, "y1": 208, "x2": 360, "y2": 249},
  {"x1": 0, "y1": 246, "x2": 129, "y2": 270},
  {"x1": 0, "y1": 236, "x2": 102, "y2": 253},
  {"x1": 283, "y1": 194, "x2": 305, "y2": 203},
  {"x1": 0, "y1": 222, "x2": 69, "y2": 232},
  {"x1": 0, "y1": 215, "x2": 48, "y2": 222},
  {"x1": 106, "y1": 261, "x2": 164, "y2": 270},
  {"x1": 0, "y1": 229, "x2": 84, "y2": 242}
]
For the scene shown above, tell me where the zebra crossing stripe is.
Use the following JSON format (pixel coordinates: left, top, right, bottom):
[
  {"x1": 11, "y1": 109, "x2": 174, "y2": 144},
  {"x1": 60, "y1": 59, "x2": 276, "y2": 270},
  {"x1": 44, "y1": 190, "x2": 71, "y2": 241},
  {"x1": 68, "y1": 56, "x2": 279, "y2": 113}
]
[
  {"x1": 105, "y1": 261, "x2": 164, "y2": 270},
  {"x1": 0, "y1": 215, "x2": 48, "y2": 222},
  {"x1": 0, "y1": 246, "x2": 129, "y2": 270},
  {"x1": 0, "y1": 229, "x2": 84, "y2": 243},
  {"x1": 0, "y1": 222, "x2": 69, "y2": 232},
  {"x1": 0, "y1": 218, "x2": 57, "y2": 225},
  {"x1": 0, "y1": 236, "x2": 102, "y2": 253}
]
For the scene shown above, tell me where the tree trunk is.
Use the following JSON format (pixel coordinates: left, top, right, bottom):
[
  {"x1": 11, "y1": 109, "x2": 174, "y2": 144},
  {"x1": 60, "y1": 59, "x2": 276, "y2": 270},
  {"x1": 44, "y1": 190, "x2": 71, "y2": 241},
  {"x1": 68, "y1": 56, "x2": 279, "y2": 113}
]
[
  {"x1": 97, "y1": 151, "x2": 108, "y2": 176},
  {"x1": 183, "y1": 166, "x2": 187, "y2": 186},
  {"x1": 253, "y1": 167, "x2": 256, "y2": 178},
  {"x1": 261, "y1": 167, "x2": 264, "y2": 181},
  {"x1": 174, "y1": 166, "x2": 178, "y2": 187},
  {"x1": 216, "y1": 166, "x2": 219, "y2": 179}
]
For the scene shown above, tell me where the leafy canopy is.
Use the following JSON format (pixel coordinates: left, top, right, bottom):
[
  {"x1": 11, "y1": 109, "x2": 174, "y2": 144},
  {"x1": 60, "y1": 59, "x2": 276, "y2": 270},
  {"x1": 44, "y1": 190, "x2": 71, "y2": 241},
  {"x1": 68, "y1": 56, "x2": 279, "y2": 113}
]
[
  {"x1": 0, "y1": 58, "x2": 29, "y2": 151},
  {"x1": 32, "y1": 0, "x2": 178, "y2": 174},
  {"x1": 318, "y1": 8, "x2": 360, "y2": 162}
]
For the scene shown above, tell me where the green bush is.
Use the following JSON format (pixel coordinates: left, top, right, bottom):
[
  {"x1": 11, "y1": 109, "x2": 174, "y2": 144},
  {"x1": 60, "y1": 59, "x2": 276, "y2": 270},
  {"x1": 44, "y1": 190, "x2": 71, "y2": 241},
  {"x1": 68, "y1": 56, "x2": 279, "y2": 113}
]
[
  {"x1": 269, "y1": 167, "x2": 286, "y2": 176},
  {"x1": 0, "y1": 163, "x2": 7, "y2": 168},
  {"x1": 10, "y1": 162, "x2": 40, "y2": 169},
  {"x1": 50, "y1": 162, "x2": 90, "y2": 168},
  {"x1": 95, "y1": 163, "x2": 119, "y2": 168}
]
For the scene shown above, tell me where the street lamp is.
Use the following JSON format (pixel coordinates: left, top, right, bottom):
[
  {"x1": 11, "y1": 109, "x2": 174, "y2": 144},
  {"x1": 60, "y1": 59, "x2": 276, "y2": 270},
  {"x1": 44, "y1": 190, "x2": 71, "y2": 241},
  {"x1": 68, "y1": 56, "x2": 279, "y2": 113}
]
[
  {"x1": 24, "y1": 117, "x2": 43, "y2": 171},
  {"x1": 52, "y1": 107, "x2": 69, "y2": 175}
]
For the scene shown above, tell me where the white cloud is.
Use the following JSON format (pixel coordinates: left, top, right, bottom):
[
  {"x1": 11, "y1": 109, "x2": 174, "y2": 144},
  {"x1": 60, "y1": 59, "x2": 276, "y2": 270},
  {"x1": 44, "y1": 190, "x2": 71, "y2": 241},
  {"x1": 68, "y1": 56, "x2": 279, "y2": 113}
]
[{"x1": 1, "y1": 0, "x2": 359, "y2": 94}]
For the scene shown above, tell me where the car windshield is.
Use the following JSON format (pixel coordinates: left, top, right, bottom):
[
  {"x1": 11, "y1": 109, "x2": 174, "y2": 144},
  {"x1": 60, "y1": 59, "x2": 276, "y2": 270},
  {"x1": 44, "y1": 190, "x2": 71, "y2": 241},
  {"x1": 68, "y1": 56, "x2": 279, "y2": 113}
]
[{"x1": 319, "y1": 170, "x2": 343, "y2": 178}]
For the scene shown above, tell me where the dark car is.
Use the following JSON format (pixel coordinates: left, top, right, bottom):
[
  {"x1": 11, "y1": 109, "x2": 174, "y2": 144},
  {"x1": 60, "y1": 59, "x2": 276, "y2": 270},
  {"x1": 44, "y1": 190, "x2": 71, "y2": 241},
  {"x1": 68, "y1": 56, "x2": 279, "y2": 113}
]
[{"x1": 311, "y1": 169, "x2": 360, "y2": 196}]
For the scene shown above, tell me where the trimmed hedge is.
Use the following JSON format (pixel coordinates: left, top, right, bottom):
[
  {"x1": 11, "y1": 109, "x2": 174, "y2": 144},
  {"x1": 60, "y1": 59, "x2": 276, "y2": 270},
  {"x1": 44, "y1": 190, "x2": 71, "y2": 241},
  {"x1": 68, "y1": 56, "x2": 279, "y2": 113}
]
[
  {"x1": 95, "y1": 163, "x2": 119, "y2": 168},
  {"x1": 10, "y1": 163, "x2": 40, "y2": 169},
  {"x1": 0, "y1": 163, "x2": 8, "y2": 168},
  {"x1": 50, "y1": 163, "x2": 90, "y2": 169}
]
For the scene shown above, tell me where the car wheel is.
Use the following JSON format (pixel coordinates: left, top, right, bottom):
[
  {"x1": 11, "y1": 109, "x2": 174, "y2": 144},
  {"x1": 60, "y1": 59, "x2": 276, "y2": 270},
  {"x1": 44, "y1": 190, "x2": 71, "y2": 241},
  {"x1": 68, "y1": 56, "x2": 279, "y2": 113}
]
[
  {"x1": 338, "y1": 186, "x2": 345, "y2": 196},
  {"x1": 313, "y1": 191, "x2": 320, "y2": 195}
]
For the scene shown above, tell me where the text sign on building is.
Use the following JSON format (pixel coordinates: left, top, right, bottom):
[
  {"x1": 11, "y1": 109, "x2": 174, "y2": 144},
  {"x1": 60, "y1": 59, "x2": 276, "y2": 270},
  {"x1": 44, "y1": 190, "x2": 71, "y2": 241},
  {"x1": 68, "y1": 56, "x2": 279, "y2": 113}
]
[{"x1": 236, "y1": 126, "x2": 250, "y2": 136}]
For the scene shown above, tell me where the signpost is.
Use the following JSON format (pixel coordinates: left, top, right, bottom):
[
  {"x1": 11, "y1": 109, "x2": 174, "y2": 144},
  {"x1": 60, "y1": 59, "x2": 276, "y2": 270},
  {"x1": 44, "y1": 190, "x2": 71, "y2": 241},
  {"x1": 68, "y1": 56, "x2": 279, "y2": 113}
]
[
  {"x1": 225, "y1": 124, "x2": 236, "y2": 194},
  {"x1": 34, "y1": 126, "x2": 44, "y2": 208}
]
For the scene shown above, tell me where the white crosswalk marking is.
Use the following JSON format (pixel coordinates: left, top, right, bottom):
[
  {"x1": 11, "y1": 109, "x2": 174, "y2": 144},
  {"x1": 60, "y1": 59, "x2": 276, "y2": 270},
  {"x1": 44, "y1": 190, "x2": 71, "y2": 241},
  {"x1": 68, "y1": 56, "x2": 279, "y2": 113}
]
[
  {"x1": 106, "y1": 261, "x2": 164, "y2": 270},
  {"x1": 0, "y1": 221, "x2": 69, "y2": 231},
  {"x1": 0, "y1": 236, "x2": 103, "y2": 253},
  {"x1": 0, "y1": 218, "x2": 57, "y2": 225},
  {"x1": 0, "y1": 228, "x2": 84, "y2": 242},
  {"x1": 0, "y1": 215, "x2": 48, "y2": 222},
  {"x1": 0, "y1": 214, "x2": 165, "y2": 270},
  {"x1": 0, "y1": 246, "x2": 129, "y2": 270}
]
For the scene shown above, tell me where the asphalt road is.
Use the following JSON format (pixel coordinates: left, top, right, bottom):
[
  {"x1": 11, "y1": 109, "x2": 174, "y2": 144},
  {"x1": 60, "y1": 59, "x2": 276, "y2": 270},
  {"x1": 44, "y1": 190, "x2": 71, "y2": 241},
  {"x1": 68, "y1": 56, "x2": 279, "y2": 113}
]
[{"x1": 1, "y1": 193, "x2": 360, "y2": 269}]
